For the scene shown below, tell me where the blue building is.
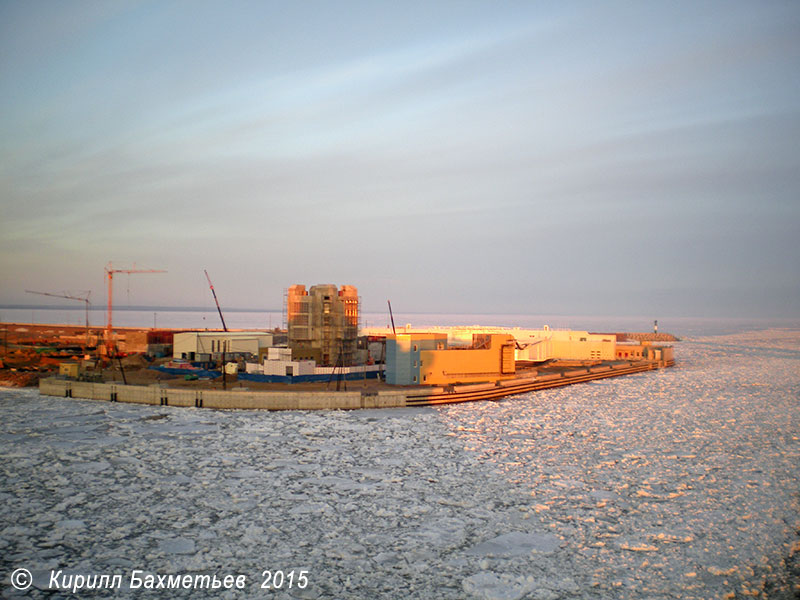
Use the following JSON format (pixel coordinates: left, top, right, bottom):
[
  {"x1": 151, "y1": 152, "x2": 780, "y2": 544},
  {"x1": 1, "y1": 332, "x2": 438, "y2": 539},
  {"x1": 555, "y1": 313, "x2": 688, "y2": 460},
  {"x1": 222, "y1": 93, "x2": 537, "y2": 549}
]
[{"x1": 385, "y1": 333, "x2": 447, "y2": 385}]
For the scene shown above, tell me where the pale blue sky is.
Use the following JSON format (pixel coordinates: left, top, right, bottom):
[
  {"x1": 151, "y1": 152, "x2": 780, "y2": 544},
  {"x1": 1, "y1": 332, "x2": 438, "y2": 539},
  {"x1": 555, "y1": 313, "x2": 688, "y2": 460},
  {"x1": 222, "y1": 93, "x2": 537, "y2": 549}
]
[{"x1": 1, "y1": 1, "x2": 799, "y2": 317}]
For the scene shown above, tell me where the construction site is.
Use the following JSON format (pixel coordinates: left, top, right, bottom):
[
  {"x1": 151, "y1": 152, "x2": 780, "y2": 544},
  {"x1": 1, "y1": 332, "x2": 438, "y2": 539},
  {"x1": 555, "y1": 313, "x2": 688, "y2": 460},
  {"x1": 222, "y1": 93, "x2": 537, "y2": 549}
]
[{"x1": 1, "y1": 267, "x2": 677, "y2": 406}]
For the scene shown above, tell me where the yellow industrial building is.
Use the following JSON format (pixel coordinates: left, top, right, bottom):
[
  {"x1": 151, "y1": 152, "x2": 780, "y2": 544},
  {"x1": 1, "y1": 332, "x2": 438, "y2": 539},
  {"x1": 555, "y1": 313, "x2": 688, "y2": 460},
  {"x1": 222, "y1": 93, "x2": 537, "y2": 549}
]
[
  {"x1": 420, "y1": 334, "x2": 516, "y2": 385},
  {"x1": 366, "y1": 324, "x2": 617, "y2": 364},
  {"x1": 381, "y1": 325, "x2": 671, "y2": 387},
  {"x1": 386, "y1": 333, "x2": 516, "y2": 386}
]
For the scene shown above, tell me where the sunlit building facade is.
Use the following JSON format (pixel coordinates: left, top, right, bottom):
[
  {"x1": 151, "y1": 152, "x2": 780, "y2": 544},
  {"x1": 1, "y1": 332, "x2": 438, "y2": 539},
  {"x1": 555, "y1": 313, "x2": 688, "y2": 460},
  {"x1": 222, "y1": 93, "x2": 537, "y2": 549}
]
[
  {"x1": 286, "y1": 284, "x2": 359, "y2": 366},
  {"x1": 386, "y1": 333, "x2": 516, "y2": 386}
]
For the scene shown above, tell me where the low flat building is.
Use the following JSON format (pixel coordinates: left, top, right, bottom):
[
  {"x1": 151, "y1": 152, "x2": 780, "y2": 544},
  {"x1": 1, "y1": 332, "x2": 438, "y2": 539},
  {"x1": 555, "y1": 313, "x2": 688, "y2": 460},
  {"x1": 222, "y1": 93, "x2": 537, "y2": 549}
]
[
  {"x1": 546, "y1": 329, "x2": 616, "y2": 361},
  {"x1": 58, "y1": 361, "x2": 81, "y2": 379},
  {"x1": 259, "y1": 347, "x2": 315, "y2": 377},
  {"x1": 616, "y1": 342, "x2": 674, "y2": 363},
  {"x1": 366, "y1": 324, "x2": 616, "y2": 363},
  {"x1": 173, "y1": 331, "x2": 274, "y2": 362},
  {"x1": 246, "y1": 346, "x2": 383, "y2": 378}
]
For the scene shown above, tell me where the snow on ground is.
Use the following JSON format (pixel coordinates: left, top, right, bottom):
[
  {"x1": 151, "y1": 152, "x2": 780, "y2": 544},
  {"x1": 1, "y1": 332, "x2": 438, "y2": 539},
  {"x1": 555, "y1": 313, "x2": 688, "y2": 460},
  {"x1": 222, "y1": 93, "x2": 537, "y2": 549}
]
[{"x1": 1, "y1": 329, "x2": 799, "y2": 599}]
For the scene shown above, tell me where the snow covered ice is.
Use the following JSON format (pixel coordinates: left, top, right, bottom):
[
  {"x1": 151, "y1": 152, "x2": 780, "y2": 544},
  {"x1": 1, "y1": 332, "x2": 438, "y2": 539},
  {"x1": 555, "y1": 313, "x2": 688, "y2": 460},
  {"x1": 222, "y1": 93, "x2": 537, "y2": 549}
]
[{"x1": 1, "y1": 328, "x2": 799, "y2": 599}]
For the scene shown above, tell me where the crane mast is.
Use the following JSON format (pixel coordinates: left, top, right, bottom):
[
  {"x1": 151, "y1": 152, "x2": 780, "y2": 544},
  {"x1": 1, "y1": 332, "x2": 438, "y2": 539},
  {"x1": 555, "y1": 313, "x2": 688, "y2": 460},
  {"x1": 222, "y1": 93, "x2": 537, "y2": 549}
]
[{"x1": 105, "y1": 263, "x2": 166, "y2": 357}]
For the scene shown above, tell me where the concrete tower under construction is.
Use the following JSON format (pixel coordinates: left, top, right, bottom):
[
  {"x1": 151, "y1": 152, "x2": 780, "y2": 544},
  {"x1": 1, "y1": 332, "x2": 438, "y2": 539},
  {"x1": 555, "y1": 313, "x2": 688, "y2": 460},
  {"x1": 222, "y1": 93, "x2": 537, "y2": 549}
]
[{"x1": 286, "y1": 284, "x2": 359, "y2": 366}]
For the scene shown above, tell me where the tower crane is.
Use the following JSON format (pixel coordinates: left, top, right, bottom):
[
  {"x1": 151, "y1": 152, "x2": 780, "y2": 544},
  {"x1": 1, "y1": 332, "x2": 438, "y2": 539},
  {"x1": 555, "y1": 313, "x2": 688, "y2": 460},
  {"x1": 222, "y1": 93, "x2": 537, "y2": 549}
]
[
  {"x1": 25, "y1": 289, "x2": 91, "y2": 346},
  {"x1": 105, "y1": 263, "x2": 166, "y2": 357}
]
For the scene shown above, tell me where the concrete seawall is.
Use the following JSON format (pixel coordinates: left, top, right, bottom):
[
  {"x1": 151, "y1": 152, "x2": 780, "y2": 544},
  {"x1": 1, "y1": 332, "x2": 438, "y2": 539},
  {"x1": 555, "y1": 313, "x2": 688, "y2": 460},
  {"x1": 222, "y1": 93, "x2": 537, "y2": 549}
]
[
  {"x1": 38, "y1": 377, "x2": 409, "y2": 410},
  {"x1": 38, "y1": 360, "x2": 673, "y2": 410}
]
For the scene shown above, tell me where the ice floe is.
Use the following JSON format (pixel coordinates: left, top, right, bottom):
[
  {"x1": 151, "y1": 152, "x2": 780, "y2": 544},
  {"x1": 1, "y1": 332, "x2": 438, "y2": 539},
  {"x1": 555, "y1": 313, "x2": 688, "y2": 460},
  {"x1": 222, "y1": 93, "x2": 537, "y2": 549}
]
[{"x1": 1, "y1": 328, "x2": 799, "y2": 598}]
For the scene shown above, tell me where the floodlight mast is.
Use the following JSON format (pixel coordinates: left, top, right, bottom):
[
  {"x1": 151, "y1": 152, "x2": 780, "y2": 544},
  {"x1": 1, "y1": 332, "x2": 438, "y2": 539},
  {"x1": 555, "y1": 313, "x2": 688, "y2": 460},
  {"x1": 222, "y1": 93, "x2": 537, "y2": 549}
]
[{"x1": 105, "y1": 263, "x2": 166, "y2": 358}]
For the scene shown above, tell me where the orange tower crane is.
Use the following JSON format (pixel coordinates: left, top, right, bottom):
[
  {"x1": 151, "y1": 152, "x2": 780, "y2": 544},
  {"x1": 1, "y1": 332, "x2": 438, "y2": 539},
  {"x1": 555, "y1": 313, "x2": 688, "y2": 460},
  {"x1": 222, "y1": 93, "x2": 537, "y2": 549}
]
[{"x1": 105, "y1": 263, "x2": 166, "y2": 357}]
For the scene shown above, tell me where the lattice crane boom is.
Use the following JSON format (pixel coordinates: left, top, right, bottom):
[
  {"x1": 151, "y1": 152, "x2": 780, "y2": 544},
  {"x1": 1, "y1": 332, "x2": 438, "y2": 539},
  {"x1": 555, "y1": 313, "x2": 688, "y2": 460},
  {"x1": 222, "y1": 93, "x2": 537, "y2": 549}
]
[
  {"x1": 105, "y1": 263, "x2": 166, "y2": 357},
  {"x1": 204, "y1": 270, "x2": 228, "y2": 332},
  {"x1": 25, "y1": 289, "x2": 92, "y2": 345}
]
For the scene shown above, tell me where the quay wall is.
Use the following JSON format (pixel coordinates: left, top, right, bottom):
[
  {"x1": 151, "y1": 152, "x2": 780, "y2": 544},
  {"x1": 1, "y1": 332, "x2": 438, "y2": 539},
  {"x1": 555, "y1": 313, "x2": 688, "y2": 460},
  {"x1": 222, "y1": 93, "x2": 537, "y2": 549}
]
[
  {"x1": 38, "y1": 359, "x2": 673, "y2": 410},
  {"x1": 38, "y1": 378, "x2": 410, "y2": 410},
  {"x1": 404, "y1": 360, "x2": 672, "y2": 406}
]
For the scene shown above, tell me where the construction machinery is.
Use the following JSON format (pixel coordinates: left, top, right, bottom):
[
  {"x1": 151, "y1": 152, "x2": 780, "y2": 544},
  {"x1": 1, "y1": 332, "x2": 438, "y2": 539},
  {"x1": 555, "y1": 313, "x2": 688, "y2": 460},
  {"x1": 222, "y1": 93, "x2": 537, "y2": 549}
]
[
  {"x1": 25, "y1": 289, "x2": 91, "y2": 346},
  {"x1": 105, "y1": 263, "x2": 166, "y2": 357},
  {"x1": 204, "y1": 270, "x2": 228, "y2": 331}
]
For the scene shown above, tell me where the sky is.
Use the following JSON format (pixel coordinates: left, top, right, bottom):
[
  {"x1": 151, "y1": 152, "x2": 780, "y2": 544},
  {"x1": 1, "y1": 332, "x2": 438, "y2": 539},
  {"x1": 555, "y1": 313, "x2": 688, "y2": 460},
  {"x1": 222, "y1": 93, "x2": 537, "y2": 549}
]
[{"x1": 1, "y1": 1, "x2": 799, "y2": 318}]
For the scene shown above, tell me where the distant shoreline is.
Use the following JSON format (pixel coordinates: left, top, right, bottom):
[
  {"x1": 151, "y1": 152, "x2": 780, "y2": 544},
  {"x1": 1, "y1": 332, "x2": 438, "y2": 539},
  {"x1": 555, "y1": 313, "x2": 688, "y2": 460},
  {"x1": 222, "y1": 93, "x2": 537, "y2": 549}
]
[{"x1": 0, "y1": 304, "x2": 283, "y2": 313}]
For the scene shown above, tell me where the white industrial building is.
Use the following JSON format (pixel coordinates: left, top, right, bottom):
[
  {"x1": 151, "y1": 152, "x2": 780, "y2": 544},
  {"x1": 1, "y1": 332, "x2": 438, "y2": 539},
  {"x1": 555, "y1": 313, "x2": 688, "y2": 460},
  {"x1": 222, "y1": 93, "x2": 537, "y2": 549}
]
[
  {"x1": 514, "y1": 327, "x2": 616, "y2": 362},
  {"x1": 173, "y1": 331, "x2": 274, "y2": 361},
  {"x1": 245, "y1": 346, "x2": 383, "y2": 378},
  {"x1": 257, "y1": 347, "x2": 316, "y2": 377}
]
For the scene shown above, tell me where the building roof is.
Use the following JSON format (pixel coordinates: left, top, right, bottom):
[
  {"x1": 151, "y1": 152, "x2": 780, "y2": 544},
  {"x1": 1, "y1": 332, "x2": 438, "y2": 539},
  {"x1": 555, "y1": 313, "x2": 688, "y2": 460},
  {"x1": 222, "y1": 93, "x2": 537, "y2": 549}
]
[{"x1": 177, "y1": 331, "x2": 272, "y2": 338}]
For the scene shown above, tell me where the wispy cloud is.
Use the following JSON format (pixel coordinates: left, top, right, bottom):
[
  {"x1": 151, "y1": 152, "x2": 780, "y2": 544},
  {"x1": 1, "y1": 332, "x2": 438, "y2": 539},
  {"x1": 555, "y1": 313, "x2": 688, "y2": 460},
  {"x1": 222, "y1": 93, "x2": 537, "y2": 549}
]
[{"x1": 1, "y1": 1, "x2": 799, "y2": 316}]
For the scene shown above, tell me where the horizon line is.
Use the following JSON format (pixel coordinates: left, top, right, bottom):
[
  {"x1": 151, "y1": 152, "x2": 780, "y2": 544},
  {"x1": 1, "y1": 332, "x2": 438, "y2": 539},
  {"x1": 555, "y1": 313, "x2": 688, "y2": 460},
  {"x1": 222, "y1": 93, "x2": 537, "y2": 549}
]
[{"x1": 1, "y1": 304, "x2": 798, "y2": 322}]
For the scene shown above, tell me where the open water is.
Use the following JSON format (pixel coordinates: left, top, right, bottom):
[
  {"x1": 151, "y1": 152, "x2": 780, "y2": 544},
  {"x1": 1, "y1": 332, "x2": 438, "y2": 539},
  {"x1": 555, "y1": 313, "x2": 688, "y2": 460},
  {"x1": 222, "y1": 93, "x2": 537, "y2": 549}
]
[
  {"x1": 1, "y1": 316, "x2": 799, "y2": 599},
  {"x1": 1, "y1": 306, "x2": 797, "y2": 336}
]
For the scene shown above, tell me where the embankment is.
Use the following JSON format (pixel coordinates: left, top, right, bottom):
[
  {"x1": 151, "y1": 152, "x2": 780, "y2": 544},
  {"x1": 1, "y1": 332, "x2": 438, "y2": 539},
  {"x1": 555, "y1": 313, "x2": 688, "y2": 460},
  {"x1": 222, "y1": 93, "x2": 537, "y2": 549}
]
[{"x1": 38, "y1": 359, "x2": 673, "y2": 409}]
